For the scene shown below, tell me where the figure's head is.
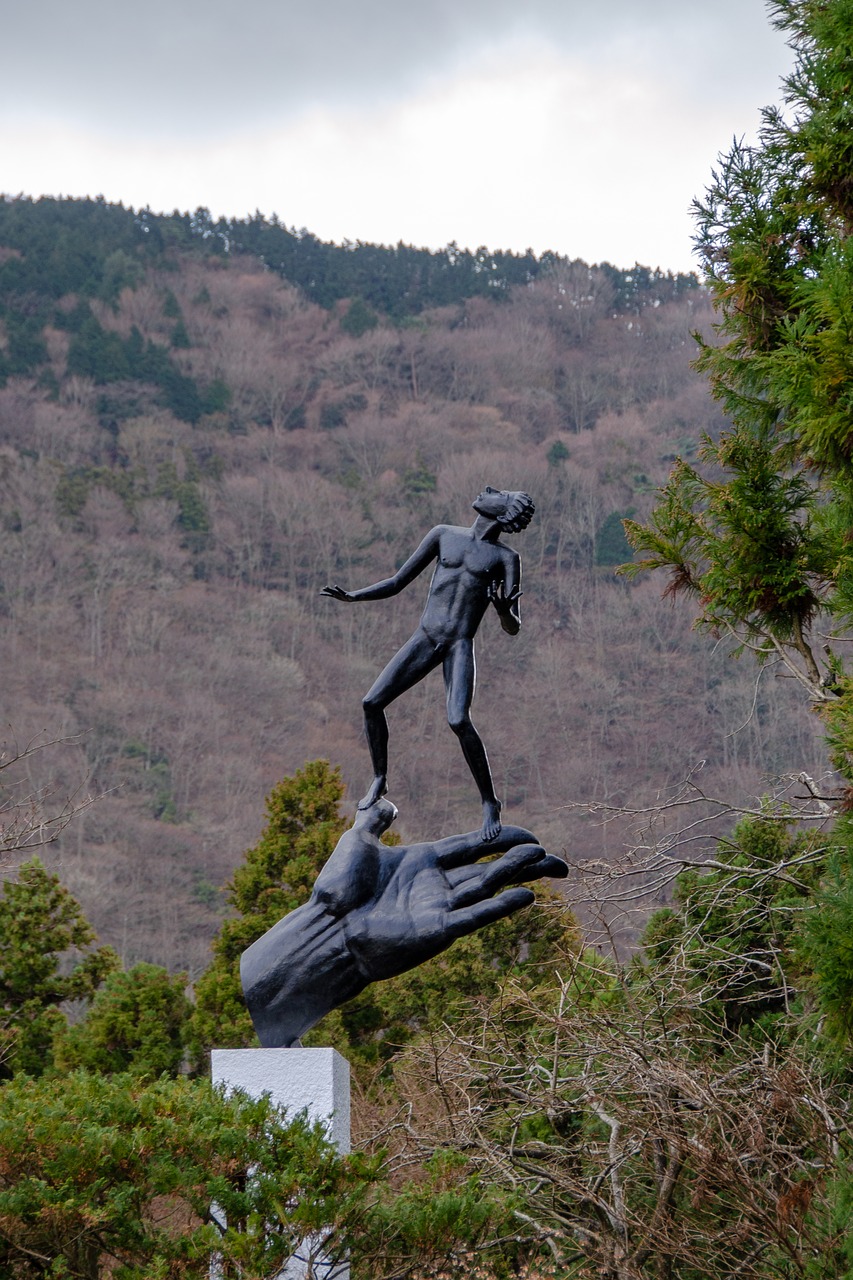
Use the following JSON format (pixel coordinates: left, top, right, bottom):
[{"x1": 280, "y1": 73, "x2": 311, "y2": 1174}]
[
  {"x1": 354, "y1": 796, "x2": 398, "y2": 836},
  {"x1": 473, "y1": 487, "x2": 535, "y2": 533}
]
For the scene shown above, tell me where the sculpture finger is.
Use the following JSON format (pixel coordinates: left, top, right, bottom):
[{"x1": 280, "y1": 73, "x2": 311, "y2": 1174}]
[
  {"x1": 448, "y1": 844, "x2": 546, "y2": 909},
  {"x1": 447, "y1": 887, "x2": 534, "y2": 938},
  {"x1": 446, "y1": 863, "x2": 482, "y2": 889},
  {"x1": 539, "y1": 853, "x2": 568, "y2": 879},
  {"x1": 510, "y1": 852, "x2": 568, "y2": 882},
  {"x1": 432, "y1": 824, "x2": 539, "y2": 869},
  {"x1": 446, "y1": 849, "x2": 566, "y2": 891}
]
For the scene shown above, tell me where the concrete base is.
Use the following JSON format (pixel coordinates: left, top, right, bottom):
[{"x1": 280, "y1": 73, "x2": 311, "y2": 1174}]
[
  {"x1": 211, "y1": 1047, "x2": 351, "y2": 1278},
  {"x1": 211, "y1": 1047, "x2": 350, "y2": 1152}
]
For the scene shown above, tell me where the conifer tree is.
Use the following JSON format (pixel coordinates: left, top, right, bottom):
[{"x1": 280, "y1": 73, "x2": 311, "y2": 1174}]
[
  {"x1": 625, "y1": 0, "x2": 853, "y2": 758},
  {"x1": 56, "y1": 962, "x2": 191, "y2": 1077},
  {"x1": 0, "y1": 1070, "x2": 377, "y2": 1279},
  {"x1": 0, "y1": 859, "x2": 118, "y2": 1079},
  {"x1": 190, "y1": 760, "x2": 348, "y2": 1056},
  {"x1": 625, "y1": 0, "x2": 853, "y2": 1053}
]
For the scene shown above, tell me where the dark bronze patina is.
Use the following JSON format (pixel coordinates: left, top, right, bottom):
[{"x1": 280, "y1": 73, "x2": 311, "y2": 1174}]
[
  {"x1": 241, "y1": 798, "x2": 566, "y2": 1048},
  {"x1": 322, "y1": 487, "x2": 534, "y2": 841},
  {"x1": 240, "y1": 488, "x2": 562, "y2": 1049}
]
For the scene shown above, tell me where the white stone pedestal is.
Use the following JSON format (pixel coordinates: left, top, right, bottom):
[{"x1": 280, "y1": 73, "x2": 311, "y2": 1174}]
[
  {"x1": 211, "y1": 1048, "x2": 351, "y2": 1278},
  {"x1": 211, "y1": 1048, "x2": 350, "y2": 1152}
]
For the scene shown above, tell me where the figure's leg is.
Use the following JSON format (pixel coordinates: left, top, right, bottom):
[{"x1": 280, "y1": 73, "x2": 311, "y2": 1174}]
[
  {"x1": 359, "y1": 630, "x2": 443, "y2": 808},
  {"x1": 443, "y1": 642, "x2": 502, "y2": 841}
]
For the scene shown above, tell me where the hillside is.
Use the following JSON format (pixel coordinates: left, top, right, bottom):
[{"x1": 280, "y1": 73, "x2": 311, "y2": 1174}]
[{"x1": 0, "y1": 196, "x2": 828, "y2": 974}]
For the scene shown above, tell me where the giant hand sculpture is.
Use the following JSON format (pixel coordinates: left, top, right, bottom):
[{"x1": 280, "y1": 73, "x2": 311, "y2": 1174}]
[{"x1": 241, "y1": 798, "x2": 567, "y2": 1048}]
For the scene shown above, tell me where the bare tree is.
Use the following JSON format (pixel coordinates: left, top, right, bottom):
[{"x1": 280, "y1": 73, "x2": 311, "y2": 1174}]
[
  {"x1": 356, "y1": 777, "x2": 847, "y2": 1280},
  {"x1": 0, "y1": 729, "x2": 96, "y2": 865}
]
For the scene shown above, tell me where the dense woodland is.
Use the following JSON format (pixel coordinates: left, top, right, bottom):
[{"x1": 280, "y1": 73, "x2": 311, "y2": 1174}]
[
  {"x1": 0, "y1": 196, "x2": 825, "y2": 975},
  {"x1": 6, "y1": 4, "x2": 853, "y2": 1267}
]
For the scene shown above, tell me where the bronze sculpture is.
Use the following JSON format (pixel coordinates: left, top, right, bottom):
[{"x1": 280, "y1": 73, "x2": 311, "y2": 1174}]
[
  {"x1": 241, "y1": 798, "x2": 566, "y2": 1048},
  {"x1": 322, "y1": 487, "x2": 534, "y2": 841},
  {"x1": 240, "y1": 486, "x2": 561, "y2": 1050}
]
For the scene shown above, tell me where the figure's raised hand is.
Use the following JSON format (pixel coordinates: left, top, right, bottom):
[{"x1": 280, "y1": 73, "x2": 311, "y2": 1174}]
[
  {"x1": 488, "y1": 579, "x2": 522, "y2": 610},
  {"x1": 321, "y1": 584, "x2": 354, "y2": 602}
]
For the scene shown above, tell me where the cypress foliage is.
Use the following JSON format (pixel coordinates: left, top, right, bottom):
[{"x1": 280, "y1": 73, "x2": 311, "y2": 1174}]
[
  {"x1": 625, "y1": 0, "x2": 853, "y2": 1068},
  {"x1": 0, "y1": 859, "x2": 118, "y2": 1079},
  {"x1": 189, "y1": 760, "x2": 348, "y2": 1057},
  {"x1": 625, "y1": 0, "x2": 853, "y2": 779}
]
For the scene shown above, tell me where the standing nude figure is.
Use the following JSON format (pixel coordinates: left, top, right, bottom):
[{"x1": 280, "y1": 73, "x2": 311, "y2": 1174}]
[{"x1": 322, "y1": 487, "x2": 535, "y2": 841}]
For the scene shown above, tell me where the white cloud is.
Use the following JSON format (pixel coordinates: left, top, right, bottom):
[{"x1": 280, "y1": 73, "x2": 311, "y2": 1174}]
[{"x1": 2, "y1": 9, "x2": 792, "y2": 272}]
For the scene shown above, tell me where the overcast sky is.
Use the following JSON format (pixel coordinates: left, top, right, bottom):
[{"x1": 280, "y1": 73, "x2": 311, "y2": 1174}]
[{"x1": 2, "y1": 0, "x2": 792, "y2": 273}]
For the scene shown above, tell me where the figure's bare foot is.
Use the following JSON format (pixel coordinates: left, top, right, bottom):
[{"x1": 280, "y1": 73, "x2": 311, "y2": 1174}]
[
  {"x1": 358, "y1": 775, "x2": 388, "y2": 810},
  {"x1": 480, "y1": 798, "x2": 502, "y2": 842}
]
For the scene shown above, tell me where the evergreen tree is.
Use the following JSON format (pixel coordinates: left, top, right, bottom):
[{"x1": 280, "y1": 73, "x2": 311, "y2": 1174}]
[
  {"x1": 170, "y1": 316, "x2": 191, "y2": 348},
  {"x1": 595, "y1": 509, "x2": 634, "y2": 566},
  {"x1": 0, "y1": 859, "x2": 118, "y2": 1079},
  {"x1": 66, "y1": 307, "x2": 131, "y2": 382},
  {"x1": 56, "y1": 963, "x2": 191, "y2": 1077},
  {"x1": 340, "y1": 296, "x2": 379, "y2": 337},
  {"x1": 643, "y1": 813, "x2": 824, "y2": 1041},
  {"x1": 0, "y1": 1070, "x2": 377, "y2": 1279},
  {"x1": 190, "y1": 760, "x2": 349, "y2": 1057},
  {"x1": 796, "y1": 813, "x2": 853, "y2": 1047},
  {"x1": 623, "y1": 0, "x2": 853, "y2": 1076},
  {"x1": 624, "y1": 0, "x2": 853, "y2": 777}
]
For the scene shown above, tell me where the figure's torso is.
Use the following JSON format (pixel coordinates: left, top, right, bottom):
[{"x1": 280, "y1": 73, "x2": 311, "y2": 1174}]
[{"x1": 420, "y1": 525, "x2": 513, "y2": 644}]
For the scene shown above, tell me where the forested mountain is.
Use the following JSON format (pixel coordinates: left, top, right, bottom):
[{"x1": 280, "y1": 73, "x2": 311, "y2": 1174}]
[
  {"x1": 0, "y1": 195, "x2": 697, "y2": 338},
  {"x1": 7, "y1": 4, "x2": 853, "y2": 1273},
  {"x1": 0, "y1": 196, "x2": 826, "y2": 974}
]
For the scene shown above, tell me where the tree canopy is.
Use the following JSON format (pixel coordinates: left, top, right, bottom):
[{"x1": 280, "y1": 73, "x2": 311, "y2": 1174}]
[
  {"x1": 0, "y1": 859, "x2": 117, "y2": 1080},
  {"x1": 625, "y1": 1, "x2": 853, "y2": 789},
  {"x1": 619, "y1": 3, "x2": 853, "y2": 1252}
]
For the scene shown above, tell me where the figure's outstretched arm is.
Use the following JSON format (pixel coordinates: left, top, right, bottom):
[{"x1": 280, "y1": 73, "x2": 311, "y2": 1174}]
[{"x1": 322, "y1": 527, "x2": 442, "y2": 603}]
